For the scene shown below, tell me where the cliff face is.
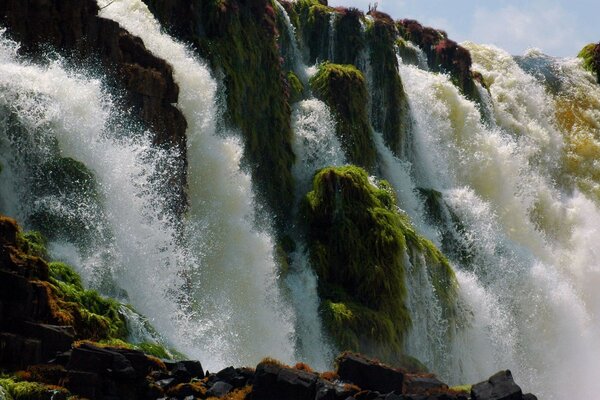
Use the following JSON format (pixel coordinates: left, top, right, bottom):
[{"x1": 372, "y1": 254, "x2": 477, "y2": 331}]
[
  {"x1": 144, "y1": 0, "x2": 296, "y2": 229},
  {"x1": 0, "y1": 0, "x2": 188, "y2": 216}
]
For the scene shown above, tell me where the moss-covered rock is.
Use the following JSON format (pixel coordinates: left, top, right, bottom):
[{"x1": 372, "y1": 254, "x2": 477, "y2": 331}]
[
  {"x1": 365, "y1": 11, "x2": 410, "y2": 155},
  {"x1": 144, "y1": 0, "x2": 297, "y2": 230},
  {"x1": 0, "y1": 377, "x2": 69, "y2": 400},
  {"x1": 291, "y1": 0, "x2": 335, "y2": 64},
  {"x1": 302, "y1": 166, "x2": 409, "y2": 360},
  {"x1": 310, "y1": 64, "x2": 376, "y2": 170},
  {"x1": 28, "y1": 156, "x2": 107, "y2": 247},
  {"x1": 578, "y1": 43, "x2": 600, "y2": 83},
  {"x1": 332, "y1": 8, "x2": 365, "y2": 66},
  {"x1": 286, "y1": 71, "x2": 305, "y2": 103},
  {"x1": 302, "y1": 166, "x2": 458, "y2": 363}
]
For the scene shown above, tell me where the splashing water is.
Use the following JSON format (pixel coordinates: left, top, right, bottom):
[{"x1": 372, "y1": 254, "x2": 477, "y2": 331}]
[{"x1": 395, "y1": 43, "x2": 600, "y2": 398}]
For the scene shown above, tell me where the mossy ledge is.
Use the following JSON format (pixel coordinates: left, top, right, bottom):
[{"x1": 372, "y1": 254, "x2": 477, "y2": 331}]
[
  {"x1": 144, "y1": 0, "x2": 296, "y2": 230},
  {"x1": 310, "y1": 64, "x2": 376, "y2": 170},
  {"x1": 301, "y1": 166, "x2": 459, "y2": 364},
  {"x1": 365, "y1": 11, "x2": 410, "y2": 155},
  {"x1": 578, "y1": 42, "x2": 600, "y2": 84}
]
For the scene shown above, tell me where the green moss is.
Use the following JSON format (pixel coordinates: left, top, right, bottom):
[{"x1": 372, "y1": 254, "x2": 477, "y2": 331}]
[
  {"x1": 303, "y1": 166, "x2": 459, "y2": 363},
  {"x1": 0, "y1": 378, "x2": 68, "y2": 400},
  {"x1": 287, "y1": 71, "x2": 304, "y2": 103},
  {"x1": 48, "y1": 262, "x2": 83, "y2": 290},
  {"x1": 48, "y1": 262, "x2": 127, "y2": 340},
  {"x1": 16, "y1": 231, "x2": 48, "y2": 259},
  {"x1": 310, "y1": 64, "x2": 376, "y2": 169},
  {"x1": 292, "y1": 0, "x2": 334, "y2": 64},
  {"x1": 94, "y1": 339, "x2": 185, "y2": 360},
  {"x1": 333, "y1": 9, "x2": 365, "y2": 65},
  {"x1": 365, "y1": 16, "x2": 410, "y2": 155},
  {"x1": 396, "y1": 38, "x2": 419, "y2": 66},
  {"x1": 578, "y1": 43, "x2": 600, "y2": 83},
  {"x1": 449, "y1": 384, "x2": 472, "y2": 394},
  {"x1": 302, "y1": 166, "x2": 411, "y2": 360}
]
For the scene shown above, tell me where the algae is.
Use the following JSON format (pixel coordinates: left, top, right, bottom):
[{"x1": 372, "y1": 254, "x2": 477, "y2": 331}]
[{"x1": 310, "y1": 64, "x2": 376, "y2": 170}]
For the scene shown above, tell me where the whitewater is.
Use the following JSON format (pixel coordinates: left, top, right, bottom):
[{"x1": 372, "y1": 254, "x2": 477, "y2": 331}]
[{"x1": 1, "y1": 2, "x2": 600, "y2": 399}]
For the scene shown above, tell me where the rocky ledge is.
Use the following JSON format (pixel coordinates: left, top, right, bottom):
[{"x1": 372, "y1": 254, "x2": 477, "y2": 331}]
[{"x1": 0, "y1": 214, "x2": 537, "y2": 400}]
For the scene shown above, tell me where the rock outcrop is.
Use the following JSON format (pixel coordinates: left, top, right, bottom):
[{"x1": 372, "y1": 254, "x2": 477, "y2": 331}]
[
  {"x1": 578, "y1": 42, "x2": 600, "y2": 83},
  {"x1": 0, "y1": 0, "x2": 188, "y2": 216}
]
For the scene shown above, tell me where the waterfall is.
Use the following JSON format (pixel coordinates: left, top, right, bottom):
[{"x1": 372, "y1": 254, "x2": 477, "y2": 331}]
[{"x1": 396, "y1": 43, "x2": 600, "y2": 399}]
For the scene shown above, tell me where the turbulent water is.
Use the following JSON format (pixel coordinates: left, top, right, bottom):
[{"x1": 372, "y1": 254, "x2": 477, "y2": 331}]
[
  {"x1": 395, "y1": 43, "x2": 600, "y2": 399},
  {"x1": 2, "y1": 2, "x2": 600, "y2": 399}
]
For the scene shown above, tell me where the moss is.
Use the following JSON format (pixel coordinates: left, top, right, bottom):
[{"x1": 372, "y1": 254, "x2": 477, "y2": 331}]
[
  {"x1": 396, "y1": 38, "x2": 419, "y2": 66},
  {"x1": 0, "y1": 378, "x2": 69, "y2": 400},
  {"x1": 578, "y1": 43, "x2": 600, "y2": 83},
  {"x1": 302, "y1": 166, "x2": 459, "y2": 363},
  {"x1": 47, "y1": 262, "x2": 128, "y2": 340},
  {"x1": 136, "y1": 342, "x2": 186, "y2": 360},
  {"x1": 28, "y1": 157, "x2": 105, "y2": 247},
  {"x1": 286, "y1": 71, "x2": 304, "y2": 103},
  {"x1": 365, "y1": 15, "x2": 410, "y2": 155},
  {"x1": 332, "y1": 8, "x2": 365, "y2": 65},
  {"x1": 143, "y1": 0, "x2": 296, "y2": 231},
  {"x1": 310, "y1": 64, "x2": 376, "y2": 169},
  {"x1": 449, "y1": 384, "x2": 472, "y2": 394},
  {"x1": 16, "y1": 231, "x2": 48, "y2": 260},
  {"x1": 48, "y1": 262, "x2": 83, "y2": 290},
  {"x1": 302, "y1": 166, "x2": 411, "y2": 360},
  {"x1": 292, "y1": 0, "x2": 334, "y2": 64}
]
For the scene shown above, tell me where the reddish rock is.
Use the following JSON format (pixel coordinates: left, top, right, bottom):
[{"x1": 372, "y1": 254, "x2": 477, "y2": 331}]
[{"x1": 336, "y1": 352, "x2": 404, "y2": 394}]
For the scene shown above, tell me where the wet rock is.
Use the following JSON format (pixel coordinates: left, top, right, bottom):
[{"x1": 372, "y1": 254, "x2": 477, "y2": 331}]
[
  {"x1": 403, "y1": 375, "x2": 448, "y2": 395},
  {"x1": 252, "y1": 361, "x2": 319, "y2": 400},
  {"x1": 337, "y1": 353, "x2": 404, "y2": 394},
  {"x1": 471, "y1": 370, "x2": 522, "y2": 400},
  {"x1": 207, "y1": 381, "x2": 233, "y2": 397}
]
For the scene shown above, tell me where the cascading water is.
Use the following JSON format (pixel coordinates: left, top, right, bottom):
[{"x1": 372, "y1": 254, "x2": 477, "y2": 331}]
[
  {"x1": 96, "y1": 0, "x2": 298, "y2": 368},
  {"x1": 394, "y1": 42, "x2": 600, "y2": 399}
]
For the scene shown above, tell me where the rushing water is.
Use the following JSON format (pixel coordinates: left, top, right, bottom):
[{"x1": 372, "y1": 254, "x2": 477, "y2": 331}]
[
  {"x1": 2, "y1": 1, "x2": 600, "y2": 397},
  {"x1": 395, "y1": 42, "x2": 600, "y2": 399}
]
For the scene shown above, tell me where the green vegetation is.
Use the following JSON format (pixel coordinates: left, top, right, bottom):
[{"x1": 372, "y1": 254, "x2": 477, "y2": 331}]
[
  {"x1": 145, "y1": 0, "x2": 296, "y2": 230},
  {"x1": 333, "y1": 9, "x2": 365, "y2": 65},
  {"x1": 46, "y1": 261, "x2": 128, "y2": 340},
  {"x1": 16, "y1": 230, "x2": 48, "y2": 259},
  {"x1": 302, "y1": 166, "x2": 458, "y2": 363},
  {"x1": 292, "y1": 0, "x2": 335, "y2": 64},
  {"x1": 287, "y1": 71, "x2": 304, "y2": 103},
  {"x1": 365, "y1": 14, "x2": 410, "y2": 155},
  {"x1": 578, "y1": 43, "x2": 600, "y2": 83},
  {"x1": 0, "y1": 377, "x2": 69, "y2": 400},
  {"x1": 310, "y1": 64, "x2": 376, "y2": 170}
]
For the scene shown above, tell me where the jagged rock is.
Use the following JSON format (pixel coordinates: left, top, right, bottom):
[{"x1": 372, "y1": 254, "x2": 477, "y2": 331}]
[
  {"x1": 471, "y1": 370, "x2": 523, "y2": 400},
  {"x1": 337, "y1": 353, "x2": 404, "y2": 394},
  {"x1": 252, "y1": 361, "x2": 319, "y2": 400}
]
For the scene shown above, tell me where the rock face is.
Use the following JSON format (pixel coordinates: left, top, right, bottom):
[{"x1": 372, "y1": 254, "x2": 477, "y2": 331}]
[
  {"x1": 471, "y1": 370, "x2": 537, "y2": 400},
  {"x1": 143, "y1": 0, "x2": 296, "y2": 229},
  {"x1": 397, "y1": 19, "x2": 481, "y2": 102},
  {"x1": 0, "y1": 0, "x2": 188, "y2": 216},
  {"x1": 336, "y1": 353, "x2": 404, "y2": 394}
]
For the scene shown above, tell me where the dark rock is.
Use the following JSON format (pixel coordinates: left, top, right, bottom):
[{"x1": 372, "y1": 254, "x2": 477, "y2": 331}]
[
  {"x1": 20, "y1": 322, "x2": 74, "y2": 363},
  {"x1": 252, "y1": 361, "x2": 318, "y2": 400},
  {"x1": 179, "y1": 360, "x2": 204, "y2": 379},
  {"x1": 471, "y1": 370, "x2": 522, "y2": 400},
  {"x1": 337, "y1": 353, "x2": 404, "y2": 394},
  {"x1": 403, "y1": 375, "x2": 448, "y2": 395},
  {"x1": 62, "y1": 370, "x2": 101, "y2": 400},
  {"x1": 0, "y1": 332, "x2": 42, "y2": 370},
  {"x1": 207, "y1": 381, "x2": 233, "y2": 397},
  {"x1": 355, "y1": 390, "x2": 381, "y2": 400},
  {"x1": 523, "y1": 395, "x2": 537, "y2": 400}
]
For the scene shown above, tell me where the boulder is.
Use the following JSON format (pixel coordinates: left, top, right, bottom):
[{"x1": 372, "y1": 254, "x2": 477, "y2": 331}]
[
  {"x1": 337, "y1": 353, "x2": 404, "y2": 394},
  {"x1": 252, "y1": 361, "x2": 319, "y2": 400},
  {"x1": 471, "y1": 370, "x2": 522, "y2": 400},
  {"x1": 403, "y1": 375, "x2": 448, "y2": 395}
]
